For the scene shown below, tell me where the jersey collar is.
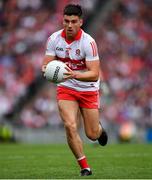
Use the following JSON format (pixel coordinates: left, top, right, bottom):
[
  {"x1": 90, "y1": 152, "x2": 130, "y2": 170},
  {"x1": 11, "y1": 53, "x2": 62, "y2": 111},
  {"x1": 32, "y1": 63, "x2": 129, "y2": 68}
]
[{"x1": 61, "y1": 29, "x2": 82, "y2": 44}]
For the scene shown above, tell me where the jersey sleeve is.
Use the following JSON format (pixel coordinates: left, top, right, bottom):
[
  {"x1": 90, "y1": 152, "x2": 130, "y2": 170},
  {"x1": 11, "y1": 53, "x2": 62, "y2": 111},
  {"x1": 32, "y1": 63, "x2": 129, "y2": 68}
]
[
  {"x1": 45, "y1": 35, "x2": 56, "y2": 56},
  {"x1": 84, "y1": 38, "x2": 99, "y2": 61}
]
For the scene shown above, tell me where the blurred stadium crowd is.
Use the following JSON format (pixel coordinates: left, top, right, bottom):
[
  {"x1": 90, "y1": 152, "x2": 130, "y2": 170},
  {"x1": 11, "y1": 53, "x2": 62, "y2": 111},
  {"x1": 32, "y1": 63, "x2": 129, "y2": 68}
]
[
  {"x1": 0, "y1": 0, "x2": 99, "y2": 127},
  {"x1": 96, "y1": 0, "x2": 152, "y2": 129},
  {"x1": 0, "y1": 0, "x2": 151, "y2": 141}
]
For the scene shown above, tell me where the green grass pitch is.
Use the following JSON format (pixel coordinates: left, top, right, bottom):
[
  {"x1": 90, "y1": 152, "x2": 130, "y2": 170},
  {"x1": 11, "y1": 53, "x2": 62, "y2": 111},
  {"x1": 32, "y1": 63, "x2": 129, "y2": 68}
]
[{"x1": 0, "y1": 143, "x2": 152, "y2": 179}]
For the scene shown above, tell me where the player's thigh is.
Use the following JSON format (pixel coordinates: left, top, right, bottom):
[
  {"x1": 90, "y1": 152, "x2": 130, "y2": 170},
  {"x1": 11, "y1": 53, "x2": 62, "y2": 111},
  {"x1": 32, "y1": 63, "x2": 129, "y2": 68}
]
[
  {"x1": 57, "y1": 100, "x2": 79, "y2": 127},
  {"x1": 80, "y1": 108, "x2": 100, "y2": 135}
]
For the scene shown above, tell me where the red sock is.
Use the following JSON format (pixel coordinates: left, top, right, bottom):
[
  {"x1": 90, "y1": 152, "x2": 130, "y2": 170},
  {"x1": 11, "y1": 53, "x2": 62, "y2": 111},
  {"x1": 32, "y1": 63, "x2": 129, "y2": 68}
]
[{"x1": 77, "y1": 156, "x2": 90, "y2": 170}]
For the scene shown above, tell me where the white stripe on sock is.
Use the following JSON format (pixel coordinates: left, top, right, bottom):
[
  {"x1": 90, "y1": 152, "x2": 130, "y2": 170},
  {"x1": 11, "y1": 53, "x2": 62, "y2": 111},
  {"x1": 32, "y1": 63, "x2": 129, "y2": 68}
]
[{"x1": 77, "y1": 156, "x2": 86, "y2": 161}]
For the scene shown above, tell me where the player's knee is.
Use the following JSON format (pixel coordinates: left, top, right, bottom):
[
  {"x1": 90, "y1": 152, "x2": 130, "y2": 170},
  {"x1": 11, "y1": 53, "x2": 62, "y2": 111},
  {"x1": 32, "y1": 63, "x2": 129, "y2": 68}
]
[
  {"x1": 64, "y1": 122, "x2": 77, "y2": 137},
  {"x1": 86, "y1": 131, "x2": 98, "y2": 141}
]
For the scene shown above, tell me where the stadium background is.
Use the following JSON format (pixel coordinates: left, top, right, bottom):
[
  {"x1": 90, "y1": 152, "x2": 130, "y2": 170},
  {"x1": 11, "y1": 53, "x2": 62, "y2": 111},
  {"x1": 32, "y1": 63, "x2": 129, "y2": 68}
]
[{"x1": 0, "y1": 0, "x2": 151, "y2": 144}]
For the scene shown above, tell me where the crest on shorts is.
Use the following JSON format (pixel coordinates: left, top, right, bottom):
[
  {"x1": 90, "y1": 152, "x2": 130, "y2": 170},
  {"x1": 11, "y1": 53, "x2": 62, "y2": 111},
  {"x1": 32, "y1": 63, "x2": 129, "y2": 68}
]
[{"x1": 76, "y1": 49, "x2": 80, "y2": 56}]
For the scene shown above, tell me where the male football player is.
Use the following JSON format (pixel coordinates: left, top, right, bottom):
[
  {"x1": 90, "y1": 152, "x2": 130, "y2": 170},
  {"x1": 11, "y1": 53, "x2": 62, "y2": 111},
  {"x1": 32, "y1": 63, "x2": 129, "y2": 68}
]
[{"x1": 42, "y1": 4, "x2": 108, "y2": 176}]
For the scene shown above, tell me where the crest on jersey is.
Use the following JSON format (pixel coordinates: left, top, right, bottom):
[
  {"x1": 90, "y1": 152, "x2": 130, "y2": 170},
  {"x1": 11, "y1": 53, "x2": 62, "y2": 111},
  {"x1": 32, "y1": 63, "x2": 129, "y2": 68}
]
[{"x1": 76, "y1": 49, "x2": 80, "y2": 56}]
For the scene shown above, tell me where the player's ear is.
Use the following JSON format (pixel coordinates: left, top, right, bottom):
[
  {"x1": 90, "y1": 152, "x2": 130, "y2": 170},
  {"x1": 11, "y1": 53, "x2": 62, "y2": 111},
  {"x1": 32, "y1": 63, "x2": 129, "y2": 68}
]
[{"x1": 80, "y1": 19, "x2": 83, "y2": 27}]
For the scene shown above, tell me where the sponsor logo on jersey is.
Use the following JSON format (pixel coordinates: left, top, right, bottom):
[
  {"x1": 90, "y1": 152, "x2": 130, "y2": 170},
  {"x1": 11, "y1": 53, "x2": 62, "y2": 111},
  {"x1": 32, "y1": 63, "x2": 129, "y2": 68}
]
[{"x1": 56, "y1": 47, "x2": 64, "y2": 51}]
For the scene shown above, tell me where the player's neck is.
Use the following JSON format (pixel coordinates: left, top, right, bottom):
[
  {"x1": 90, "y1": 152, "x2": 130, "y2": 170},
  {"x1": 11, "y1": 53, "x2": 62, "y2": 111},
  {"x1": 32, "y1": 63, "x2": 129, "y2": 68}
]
[
  {"x1": 65, "y1": 34, "x2": 76, "y2": 44},
  {"x1": 62, "y1": 29, "x2": 82, "y2": 44},
  {"x1": 66, "y1": 35, "x2": 74, "y2": 40}
]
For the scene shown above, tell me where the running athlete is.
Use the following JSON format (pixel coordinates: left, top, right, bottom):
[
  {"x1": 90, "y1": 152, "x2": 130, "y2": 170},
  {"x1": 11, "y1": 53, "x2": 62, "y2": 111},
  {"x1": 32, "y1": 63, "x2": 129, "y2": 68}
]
[{"x1": 42, "y1": 4, "x2": 108, "y2": 176}]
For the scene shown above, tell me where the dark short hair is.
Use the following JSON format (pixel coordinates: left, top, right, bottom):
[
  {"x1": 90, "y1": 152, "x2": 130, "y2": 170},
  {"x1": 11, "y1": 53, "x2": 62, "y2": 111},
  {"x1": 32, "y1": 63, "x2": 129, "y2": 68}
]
[{"x1": 63, "y1": 4, "x2": 83, "y2": 18}]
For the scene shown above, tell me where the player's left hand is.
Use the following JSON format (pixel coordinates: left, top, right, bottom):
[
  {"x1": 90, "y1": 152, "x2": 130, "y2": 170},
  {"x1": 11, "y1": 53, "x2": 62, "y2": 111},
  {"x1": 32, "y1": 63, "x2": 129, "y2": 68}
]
[
  {"x1": 42, "y1": 64, "x2": 47, "y2": 77},
  {"x1": 63, "y1": 67, "x2": 77, "y2": 80}
]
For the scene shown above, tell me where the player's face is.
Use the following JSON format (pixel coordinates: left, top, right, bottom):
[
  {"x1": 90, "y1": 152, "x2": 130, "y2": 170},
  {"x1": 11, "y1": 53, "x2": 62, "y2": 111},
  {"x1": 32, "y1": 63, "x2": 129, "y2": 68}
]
[{"x1": 63, "y1": 15, "x2": 83, "y2": 39}]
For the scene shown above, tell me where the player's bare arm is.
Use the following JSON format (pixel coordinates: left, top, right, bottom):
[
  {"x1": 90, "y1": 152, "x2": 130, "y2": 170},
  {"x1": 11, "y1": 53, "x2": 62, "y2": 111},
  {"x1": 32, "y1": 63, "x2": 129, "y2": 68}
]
[
  {"x1": 42, "y1": 55, "x2": 56, "y2": 73},
  {"x1": 64, "y1": 60, "x2": 100, "y2": 82}
]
